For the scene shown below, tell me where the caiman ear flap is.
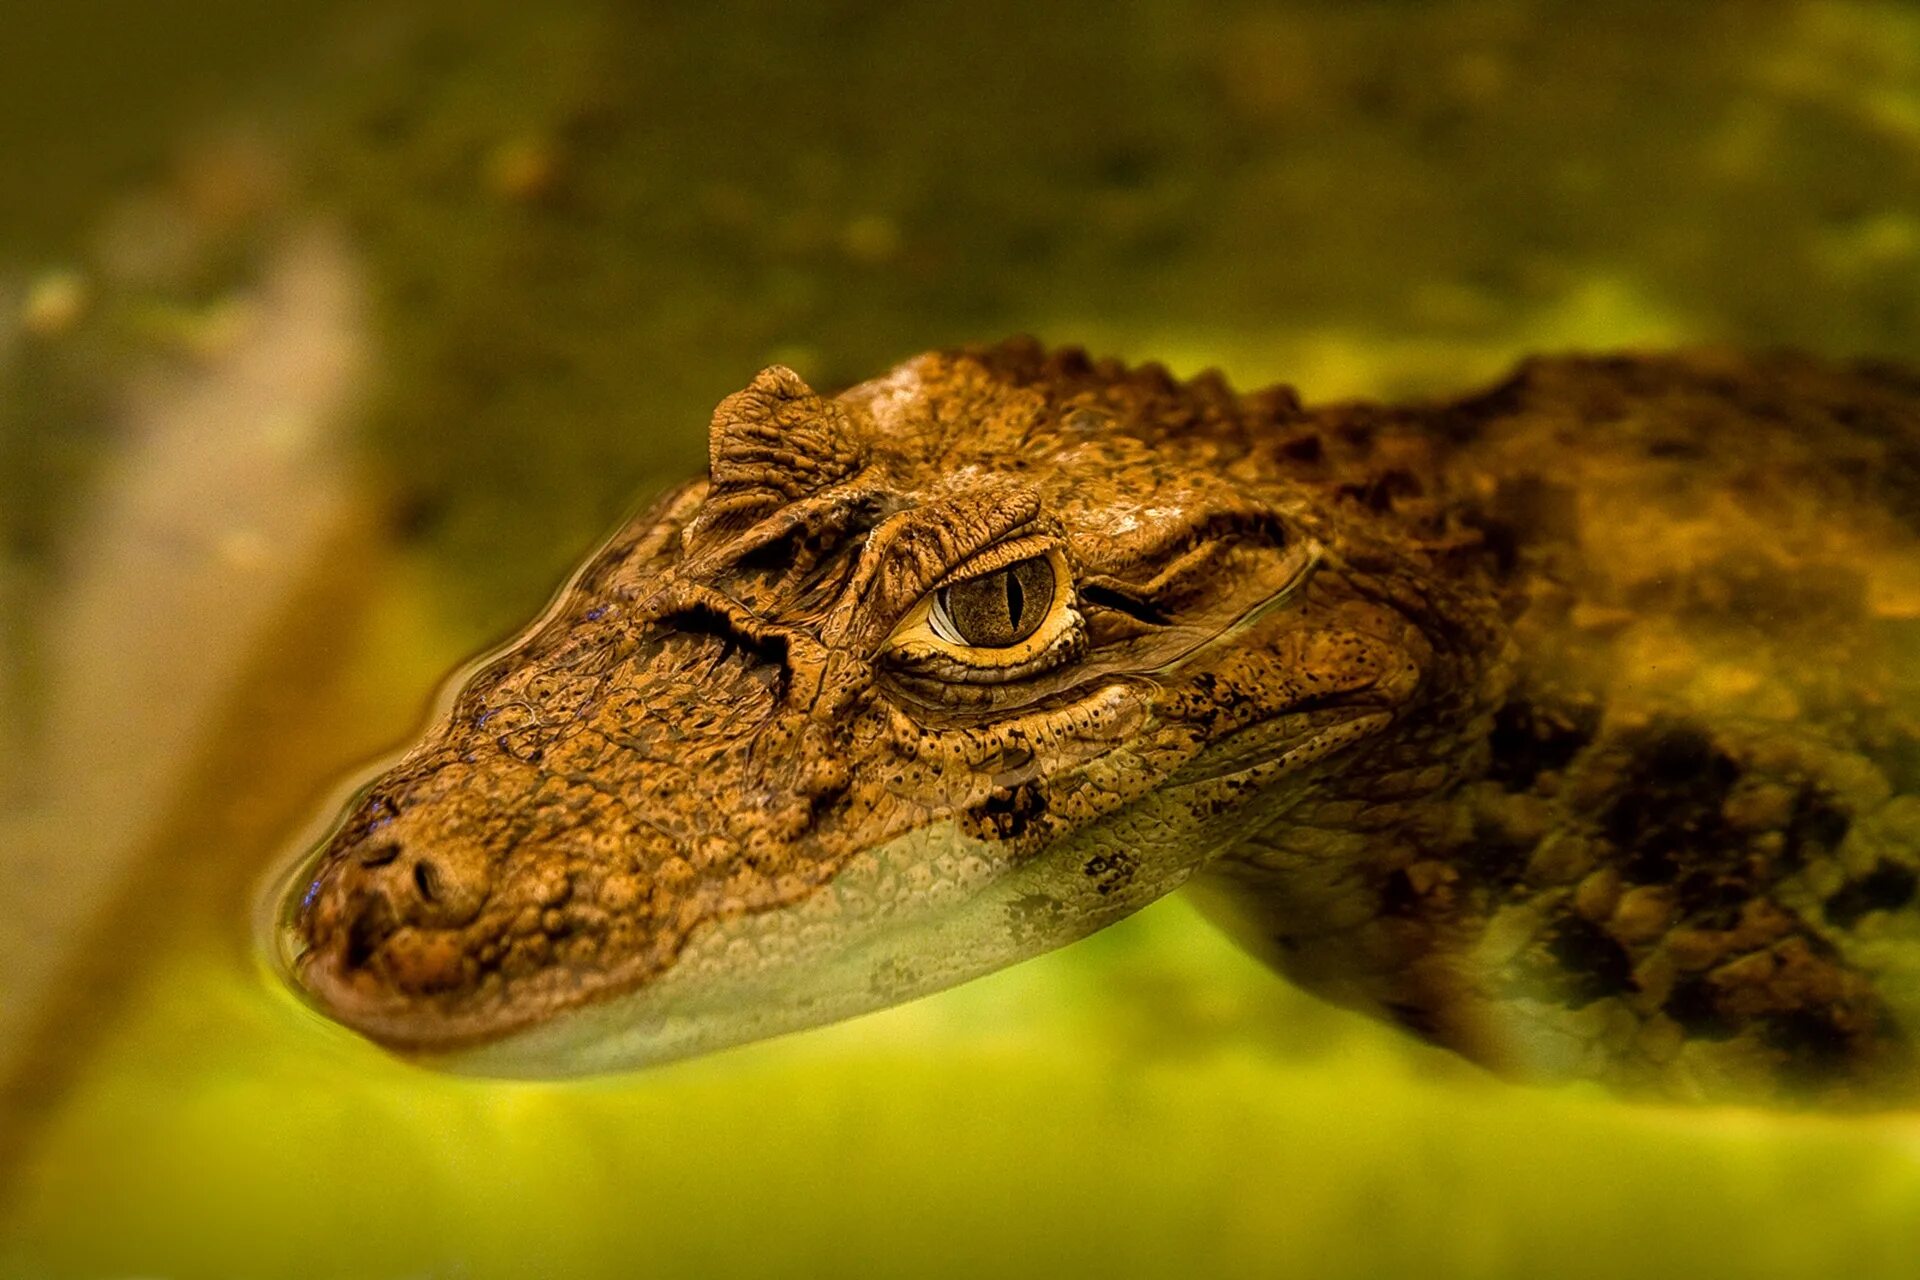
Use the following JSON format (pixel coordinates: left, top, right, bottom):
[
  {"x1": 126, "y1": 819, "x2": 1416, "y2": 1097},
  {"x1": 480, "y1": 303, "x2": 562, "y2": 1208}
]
[
  {"x1": 1075, "y1": 502, "x2": 1322, "y2": 672},
  {"x1": 685, "y1": 366, "x2": 869, "y2": 545}
]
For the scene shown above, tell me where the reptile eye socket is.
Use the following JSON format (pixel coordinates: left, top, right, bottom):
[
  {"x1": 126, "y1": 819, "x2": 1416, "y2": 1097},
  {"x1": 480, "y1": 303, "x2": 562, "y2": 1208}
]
[
  {"x1": 935, "y1": 556, "x2": 1055, "y2": 648},
  {"x1": 882, "y1": 544, "x2": 1083, "y2": 682}
]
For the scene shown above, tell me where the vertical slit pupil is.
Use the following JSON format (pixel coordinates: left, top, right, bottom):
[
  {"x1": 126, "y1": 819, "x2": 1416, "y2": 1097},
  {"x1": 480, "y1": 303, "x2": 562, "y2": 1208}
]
[{"x1": 943, "y1": 555, "x2": 1055, "y2": 647}]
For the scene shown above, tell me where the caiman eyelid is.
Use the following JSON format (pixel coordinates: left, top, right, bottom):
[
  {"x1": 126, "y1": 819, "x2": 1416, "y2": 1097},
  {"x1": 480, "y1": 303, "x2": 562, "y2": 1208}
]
[
  {"x1": 1076, "y1": 582, "x2": 1171, "y2": 627},
  {"x1": 1140, "y1": 539, "x2": 1326, "y2": 677},
  {"x1": 927, "y1": 532, "x2": 1063, "y2": 590}
]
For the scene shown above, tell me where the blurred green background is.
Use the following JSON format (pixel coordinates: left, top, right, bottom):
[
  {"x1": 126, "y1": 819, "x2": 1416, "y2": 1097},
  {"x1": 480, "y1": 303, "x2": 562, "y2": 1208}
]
[{"x1": 4, "y1": 2, "x2": 1920, "y2": 1277}]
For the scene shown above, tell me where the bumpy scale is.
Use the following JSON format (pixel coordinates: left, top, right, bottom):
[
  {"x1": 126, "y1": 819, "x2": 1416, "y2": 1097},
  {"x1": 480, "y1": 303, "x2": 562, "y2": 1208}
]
[{"x1": 280, "y1": 340, "x2": 1920, "y2": 1106}]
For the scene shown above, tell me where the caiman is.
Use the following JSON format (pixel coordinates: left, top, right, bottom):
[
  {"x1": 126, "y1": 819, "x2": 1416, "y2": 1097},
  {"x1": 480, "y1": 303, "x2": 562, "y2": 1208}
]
[{"x1": 274, "y1": 340, "x2": 1920, "y2": 1106}]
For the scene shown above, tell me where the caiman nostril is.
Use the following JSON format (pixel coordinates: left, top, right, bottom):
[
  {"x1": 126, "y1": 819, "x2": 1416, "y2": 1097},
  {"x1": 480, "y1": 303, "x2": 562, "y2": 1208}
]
[
  {"x1": 412, "y1": 859, "x2": 442, "y2": 903},
  {"x1": 357, "y1": 842, "x2": 401, "y2": 868}
]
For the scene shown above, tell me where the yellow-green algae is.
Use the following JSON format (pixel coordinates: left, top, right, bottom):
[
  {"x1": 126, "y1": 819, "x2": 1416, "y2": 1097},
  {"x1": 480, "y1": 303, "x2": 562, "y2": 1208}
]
[{"x1": 7, "y1": 1, "x2": 1920, "y2": 1277}]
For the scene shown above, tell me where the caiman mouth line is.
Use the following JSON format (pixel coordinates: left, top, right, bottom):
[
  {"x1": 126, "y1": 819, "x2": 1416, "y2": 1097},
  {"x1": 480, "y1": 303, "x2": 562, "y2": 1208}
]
[{"x1": 279, "y1": 701, "x2": 1388, "y2": 1062}]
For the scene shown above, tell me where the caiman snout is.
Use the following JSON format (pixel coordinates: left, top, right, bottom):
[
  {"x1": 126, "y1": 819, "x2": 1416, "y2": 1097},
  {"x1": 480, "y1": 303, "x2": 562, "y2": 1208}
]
[
  {"x1": 299, "y1": 819, "x2": 500, "y2": 1012},
  {"x1": 284, "y1": 604, "x2": 840, "y2": 1051},
  {"x1": 335, "y1": 831, "x2": 488, "y2": 938}
]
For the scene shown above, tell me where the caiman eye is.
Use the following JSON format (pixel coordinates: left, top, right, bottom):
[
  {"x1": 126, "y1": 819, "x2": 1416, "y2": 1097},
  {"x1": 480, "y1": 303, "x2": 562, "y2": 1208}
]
[
  {"x1": 884, "y1": 546, "x2": 1083, "y2": 682},
  {"x1": 933, "y1": 556, "x2": 1055, "y2": 648}
]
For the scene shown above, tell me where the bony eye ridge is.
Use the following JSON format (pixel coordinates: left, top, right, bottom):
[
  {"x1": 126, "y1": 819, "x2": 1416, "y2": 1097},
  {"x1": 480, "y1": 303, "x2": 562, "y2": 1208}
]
[{"x1": 932, "y1": 555, "x2": 1056, "y2": 648}]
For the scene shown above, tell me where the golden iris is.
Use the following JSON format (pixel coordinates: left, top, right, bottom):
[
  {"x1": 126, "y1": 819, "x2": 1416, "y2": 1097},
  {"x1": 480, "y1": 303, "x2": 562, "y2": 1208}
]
[
  {"x1": 932, "y1": 556, "x2": 1056, "y2": 648},
  {"x1": 883, "y1": 546, "x2": 1081, "y2": 680}
]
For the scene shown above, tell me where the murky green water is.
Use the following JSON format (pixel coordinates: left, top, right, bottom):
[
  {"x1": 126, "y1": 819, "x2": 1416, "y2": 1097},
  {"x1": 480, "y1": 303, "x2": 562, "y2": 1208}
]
[{"x1": 5, "y1": 2, "x2": 1920, "y2": 1276}]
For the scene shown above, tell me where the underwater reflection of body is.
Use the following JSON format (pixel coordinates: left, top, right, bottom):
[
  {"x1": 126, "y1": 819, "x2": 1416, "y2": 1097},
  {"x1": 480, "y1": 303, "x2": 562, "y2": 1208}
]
[{"x1": 280, "y1": 340, "x2": 1920, "y2": 1108}]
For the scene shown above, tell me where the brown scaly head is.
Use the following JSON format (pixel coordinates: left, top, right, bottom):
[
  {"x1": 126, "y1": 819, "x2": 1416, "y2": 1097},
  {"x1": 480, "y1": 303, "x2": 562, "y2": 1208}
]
[{"x1": 278, "y1": 340, "x2": 1501, "y2": 1075}]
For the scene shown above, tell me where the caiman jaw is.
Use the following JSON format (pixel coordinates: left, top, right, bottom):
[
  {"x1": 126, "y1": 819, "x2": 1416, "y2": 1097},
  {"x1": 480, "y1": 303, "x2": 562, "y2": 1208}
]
[{"x1": 276, "y1": 344, "x2": 1430, "y2": 1073}]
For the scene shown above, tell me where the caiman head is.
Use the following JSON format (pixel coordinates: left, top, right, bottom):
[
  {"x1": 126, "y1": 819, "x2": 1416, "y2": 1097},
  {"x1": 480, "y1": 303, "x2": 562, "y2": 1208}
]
[{"x1": 278, "y1": 340, "x2": 1461, "y2": 1075}]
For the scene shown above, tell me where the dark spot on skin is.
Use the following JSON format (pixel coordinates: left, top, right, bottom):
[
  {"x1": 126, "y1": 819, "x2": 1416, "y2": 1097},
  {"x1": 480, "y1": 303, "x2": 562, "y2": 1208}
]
[
  {"x1": 806, "y1": 773, "x2": 852, "y2": 821},
  {"x1": 1664, "y1": 974, "x2": 1739, "y2": 1040},
  {"x1": 972, "y1": 780, "x2": 1048, "y2": 841},
  {"x1": 1823, "y1": 860, "x2": 1919, "y2": 928},
  {"x1": 1645, "y1": 438, "x2": 1707, "y2": 460},
  {"x1": 1485, "y1": 696, "x2": 1599, "y2": 791},
  {"x1": 1379, "y1": 867, "x2": 1421, "y2": 917},
  {"x1": 1276, "y1": 433, "x2": 1323, "y2": 464},
  {"x1": 1784, "y1": 788, "x2": 1852, "y2": 873},
  {"x1": 413, "y1": 859, "x2": 441, "y2": 903},
  {"x1": 1600, "y1": 727, "x2": 1742, "y2": 885},
  {"x1": 1082, "y1": 850, "x2": 1137, "y2": 896},
  {"x1": 1674, "y1": 871, "x2": 1752, "y2": 930},
  {"x1": 1592, "y1": 730, "x2": 1858, "y2": 935},
  {"x1": 1544, "y1": 914, "x2": 1637, "y2": 1008},
  {"x1": 1465, "y1": 515, "x2": 1521, "y2": 578},
  {"x1": 1455, "y1": 818, "x2": 1534, "y2": 891},
  {"x1": 1761, "y1": 1009, "x2": 1855, "y2": 1086}
]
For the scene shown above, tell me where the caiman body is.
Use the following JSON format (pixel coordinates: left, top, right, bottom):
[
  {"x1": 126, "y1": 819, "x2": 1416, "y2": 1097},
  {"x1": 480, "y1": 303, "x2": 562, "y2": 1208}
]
[{"x1": 280, "y1": 341, "x2": 1920, "y2": 1105}]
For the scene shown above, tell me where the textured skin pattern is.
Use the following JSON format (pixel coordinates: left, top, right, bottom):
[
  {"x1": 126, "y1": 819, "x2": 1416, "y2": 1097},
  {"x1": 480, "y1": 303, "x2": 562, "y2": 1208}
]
[{"x1": 284, "y1": 341, "x2": 1920, "y2": 1105}]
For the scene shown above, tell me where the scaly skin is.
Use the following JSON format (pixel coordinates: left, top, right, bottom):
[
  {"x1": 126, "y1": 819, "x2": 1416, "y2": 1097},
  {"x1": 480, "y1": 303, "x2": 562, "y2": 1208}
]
[{"x1": 279, "y1": 340, "x2": 1920, "y2": 1105}]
